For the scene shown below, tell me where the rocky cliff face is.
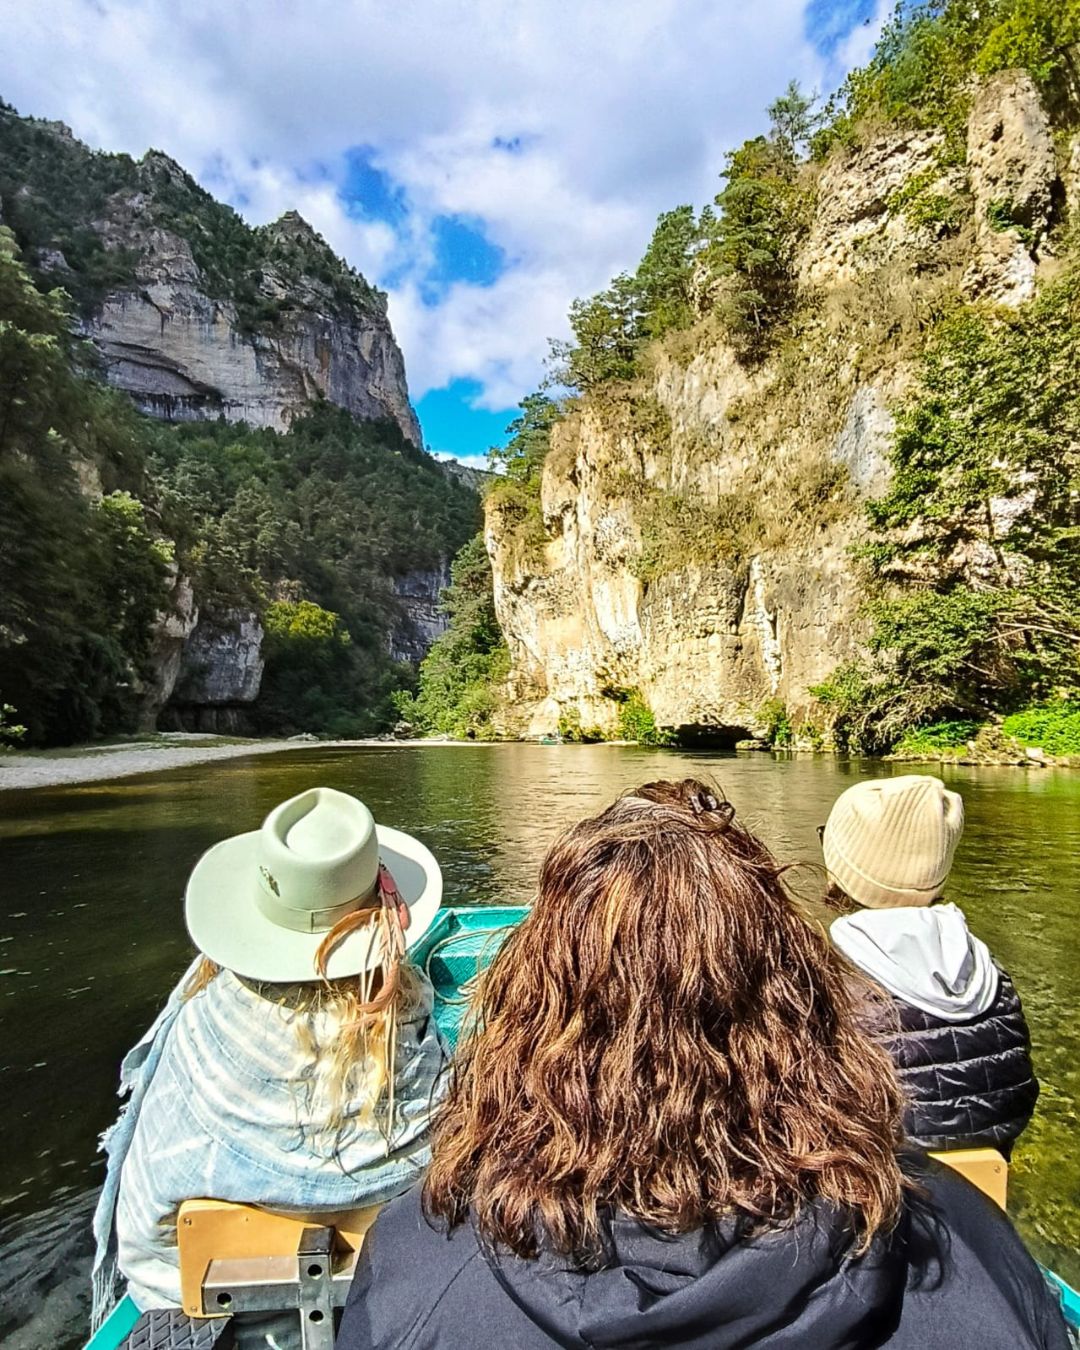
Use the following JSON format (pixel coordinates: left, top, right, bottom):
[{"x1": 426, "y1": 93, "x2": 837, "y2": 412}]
[
  {"x1": 0, "y1": 109, "x2": 476, "y2": 736},
  {"x1": 488, "y1": 73, "x2": 1064, "y2": 741},
  {"x1": 3, "y1": 117, "x2": 421, "y2": 444},
  {"x1": 85, "y1": 188, "x2": 421, "y2": 444},
  {"x1": 160, "y1": 609, "x2": 266, "y2": 733},
  {"x1": 389, "y1": 564, "x2": 452, "y2": 663}
]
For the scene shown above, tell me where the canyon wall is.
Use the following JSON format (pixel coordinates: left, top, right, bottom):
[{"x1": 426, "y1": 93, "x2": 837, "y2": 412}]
[
  {"x1": 488, "y1": 73, "x2": 1063, "y2": 741},
  {"x1": 85, "y1": 204, "x2": 422, "y2": 445}
]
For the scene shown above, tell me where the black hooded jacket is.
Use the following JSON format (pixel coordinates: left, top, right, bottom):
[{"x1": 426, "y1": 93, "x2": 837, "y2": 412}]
[
  {"x1": 864, "y1": 968, "x2": 1039, "y2": 1155},
  {"x1": 337, "y1": 1160, "x2": 1069, "y2": 1350}
]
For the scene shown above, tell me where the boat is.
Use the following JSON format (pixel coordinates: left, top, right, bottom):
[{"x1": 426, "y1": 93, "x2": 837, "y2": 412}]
[{"x1": 86, "y1": 905, "x2": 1080, "y2": 1348}]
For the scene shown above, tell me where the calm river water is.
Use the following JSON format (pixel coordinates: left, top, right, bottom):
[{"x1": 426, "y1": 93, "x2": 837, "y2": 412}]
[{"x1": 1, "y1": 744, "x2": 1077, "y2": 1344}]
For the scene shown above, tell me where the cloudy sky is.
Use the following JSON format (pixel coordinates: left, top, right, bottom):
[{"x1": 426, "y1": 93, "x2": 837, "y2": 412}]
[{"x1": 3, "y1": 0, "x2": 886, "y2": 465}]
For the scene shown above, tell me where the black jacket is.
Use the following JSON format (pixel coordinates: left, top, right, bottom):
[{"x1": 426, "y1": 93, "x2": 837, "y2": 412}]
[
  {"x1": 860, "y1": 968, "x2": 1039, "y2": 1155},
  {"x1": 337, "y1": 1161, "x2": 1070, "y2": 1350}
]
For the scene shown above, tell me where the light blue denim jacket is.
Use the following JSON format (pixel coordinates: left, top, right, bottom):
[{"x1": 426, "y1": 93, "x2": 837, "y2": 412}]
[{"x1": 91, "y1": 961, "x2": 448, "y2": 1329}]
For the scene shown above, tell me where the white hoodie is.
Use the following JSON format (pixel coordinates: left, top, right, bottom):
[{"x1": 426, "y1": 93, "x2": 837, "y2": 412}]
[{"x1": 831, "y1": 902, "x2": 999, "y2": 1022}]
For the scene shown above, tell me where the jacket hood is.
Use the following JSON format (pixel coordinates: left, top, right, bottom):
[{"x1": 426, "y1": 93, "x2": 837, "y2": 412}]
[
  {"x1": 831, "y1": 903, "x2": 999, "y2": 1022},
  {"x1": 482, "y1": 1203, "x2": 907, "y2": 1350}
]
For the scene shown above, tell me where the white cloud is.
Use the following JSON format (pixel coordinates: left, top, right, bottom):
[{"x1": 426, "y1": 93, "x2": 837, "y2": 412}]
[
  {"x1": 2, "y1": 0, "x2": 866, "y2": 421},
  {"x1": 833, "y1": 0, "x2": 891, "y2": 74},
  {"x1": 434, "y1": 452, "x2": 493, "y2": 473}
]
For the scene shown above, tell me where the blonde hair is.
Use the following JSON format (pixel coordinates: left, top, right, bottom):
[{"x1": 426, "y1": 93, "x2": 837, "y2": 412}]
[{"x1": 184, "y1": 871, "x2": 419, "y2": 1142}]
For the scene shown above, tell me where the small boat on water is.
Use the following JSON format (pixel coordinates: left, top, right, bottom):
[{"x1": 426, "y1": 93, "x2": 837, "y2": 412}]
[{"x1": 86, "y1": 906, "x2": 1080, "y2": 1348}]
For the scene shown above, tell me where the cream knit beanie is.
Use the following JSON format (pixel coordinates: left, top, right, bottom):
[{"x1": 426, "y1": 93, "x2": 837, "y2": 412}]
[{"x1": 822, "y1": 775, "x2": 964, "y2": 909}]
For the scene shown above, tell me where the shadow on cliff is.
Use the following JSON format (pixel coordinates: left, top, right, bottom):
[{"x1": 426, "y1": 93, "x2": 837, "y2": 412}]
[{"x1": 673, "y1": 723, "x2": 755, "y2": 750}]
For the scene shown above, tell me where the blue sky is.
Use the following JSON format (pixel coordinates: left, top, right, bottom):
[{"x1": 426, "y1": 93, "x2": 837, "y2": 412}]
[{"x1": 5, "y1": 0, "x2": 889, "y2": 467}]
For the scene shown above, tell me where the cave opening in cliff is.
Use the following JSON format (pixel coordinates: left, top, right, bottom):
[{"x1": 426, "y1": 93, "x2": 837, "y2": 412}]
[{"x1": 672, "y1": 723, "x2": 756, "y2": 750}]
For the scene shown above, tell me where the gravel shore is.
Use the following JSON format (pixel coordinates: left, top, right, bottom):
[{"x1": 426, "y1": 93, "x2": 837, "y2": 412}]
[{"x1": 0, "y1": 734, "x2": 402, "y2": 792}]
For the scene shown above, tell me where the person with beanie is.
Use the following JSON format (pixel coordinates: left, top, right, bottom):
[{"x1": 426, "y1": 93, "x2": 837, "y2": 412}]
[{"x1": 821, "y1": 774, "x2": 1039, "y2": 1157}]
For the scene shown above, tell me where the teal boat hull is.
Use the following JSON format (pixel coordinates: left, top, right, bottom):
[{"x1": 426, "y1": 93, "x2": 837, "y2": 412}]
[{"x1": 86, "y1": 904, "x2": 1080, "y2": 1345}]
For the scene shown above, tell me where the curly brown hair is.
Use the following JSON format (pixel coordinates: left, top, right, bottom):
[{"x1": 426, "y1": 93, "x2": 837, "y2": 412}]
[{"x1": 423, "y1": 778, "x2": 906, "y2": 1262}]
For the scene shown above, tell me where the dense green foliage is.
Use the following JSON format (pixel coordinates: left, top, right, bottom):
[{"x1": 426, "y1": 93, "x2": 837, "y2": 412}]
[
  {"x1": 757, "y1": 697, "x2": 795, "y2": 747},
  {"x1": 0, "y1": 702, "x2": 25, "y2": 748},
  {"x1": 0, "y1": 216, "x2": 479, "y2": 743},
  {"x1": 892, "y1": 718, "x2": 980, "y2": 755},
  {"x1": 614, "y1": 688, "x2": 674, "y2": 745},
  {"x1": 149, "y1": 405, "x2": 477, "y2": 616},
  {"x1": 148, "y1": 405, "x2": 479, "y2": 734},
  {"x1": 636, "y1": 206, "x2": 701, "y2": 339},
  {"x1": 258, "y1": 600, "x2": 363, "y2": 737},
  {"x1": 485, "y1": 394, "x2": 562, "y2": 563},
  {"x1": 554, "y1": 688, "x2": 672, "y2": 745},
  {"x1": 0, "y1": 227, "x2": 172, "y2": 744},
  {"x1": 0, "y1": 104, "x2": 382, "y2": 327},
  {"x1": 814, "y1": 267, "x2": 1080, "y2": 751},
  {"x1": 395, "y1": 535, "x2": 509, "y2": 738},
  {"x1": 816, "y1": 0, "x2": 1080, "y2": 155},
  {"x1": 1001, "y1": 701, "x2": 1080, "y2": 755}
]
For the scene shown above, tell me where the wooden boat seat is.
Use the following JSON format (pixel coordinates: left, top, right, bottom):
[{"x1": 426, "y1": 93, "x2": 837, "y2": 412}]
[
  {"x1": 176, "y1": 1198, "x2": 383, "y2": 1319},
  {"x1": 928, "y1": 1147, "x2": 1008, "y2": 1209}
]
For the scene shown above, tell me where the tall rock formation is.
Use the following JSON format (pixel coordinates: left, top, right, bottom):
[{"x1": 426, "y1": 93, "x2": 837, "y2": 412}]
[
  {"x1": 0, "y1": 113, "x2": 421, "y2": 444},
  {"x1": 487, "y1": 72, "x2": 1063, "y2": 742},
  {"x1": 0, "y1": 106, "x2": 482, "y2": 739},
  {"x1": 87, "y1": 201, "x2": 422, "y2": 443}
]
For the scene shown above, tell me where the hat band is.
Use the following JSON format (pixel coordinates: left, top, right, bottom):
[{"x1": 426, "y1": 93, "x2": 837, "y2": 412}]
[{"x1": 255, "y1": 878, "x2": 378, "y2": 934}]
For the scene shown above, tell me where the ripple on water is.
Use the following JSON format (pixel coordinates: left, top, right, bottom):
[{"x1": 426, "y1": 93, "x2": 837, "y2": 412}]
[{"x1": 0, "y1": 744, "x2": 1077, "y2": 1346}]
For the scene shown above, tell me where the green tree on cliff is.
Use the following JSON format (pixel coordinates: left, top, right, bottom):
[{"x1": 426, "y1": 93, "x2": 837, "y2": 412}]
[
  {"x1": 487, "y1": 393, "x2": 562, "y2": 483},
  {"x1": 703, "y1": 82, "x2": 815, "y2": 352},
  {"x1": 766, "y1": 80, "x2": 822, "y2": 160},
  {"x1": 0, "y1": 227, "x2": 169, "y2": 743},
  {"x1": 548, "y1": 272, "x2": 643, "y2": 391},
  {"x1": 635, "y1": 205, "x2": 701, "y2": 339}
]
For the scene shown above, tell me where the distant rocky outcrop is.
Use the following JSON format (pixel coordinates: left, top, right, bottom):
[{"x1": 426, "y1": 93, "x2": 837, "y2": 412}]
[
  {"x1": 962, "y1": 72, "x2": 1057, "y2": 305},
  {"x1": 162, "y1": 609, "x2": 265, "y2": 733},
  {"x1": 86, "y1": 184, "x2": 421, "y2": 443},
  {"x1": 1, "y1": 113, "x2": 421, "y2": 443},
  {"x1": 138, "y1": 567, "x2": 198, "y2": 729},
  {"x1": 0, "y1": 105, "x2": 477, "y2": 739},
  {"x1": 389, "y1": 563, "x2": 452, "y2": 663}
]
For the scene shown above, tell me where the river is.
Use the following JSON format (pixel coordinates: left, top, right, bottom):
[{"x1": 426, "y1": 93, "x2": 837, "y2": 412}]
[{"x1": 1, "y1": 744, "x2": 1077, "y2": 1345}]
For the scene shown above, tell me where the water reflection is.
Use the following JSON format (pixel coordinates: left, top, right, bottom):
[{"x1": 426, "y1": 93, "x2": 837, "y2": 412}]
[{"x1": 1, "y1": 745, "x2": 1077, "y2": 1344}]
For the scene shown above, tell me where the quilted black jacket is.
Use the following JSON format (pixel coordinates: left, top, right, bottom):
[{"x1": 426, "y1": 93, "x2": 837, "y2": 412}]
[{"x1": 859, "y1": 966, "x2": 1039, "y2": 1155}]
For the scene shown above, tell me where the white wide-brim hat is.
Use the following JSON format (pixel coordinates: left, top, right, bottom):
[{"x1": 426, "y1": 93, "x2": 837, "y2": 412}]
[{"x1": 185, "y1": 786, "x2": 442, "y2": 983}]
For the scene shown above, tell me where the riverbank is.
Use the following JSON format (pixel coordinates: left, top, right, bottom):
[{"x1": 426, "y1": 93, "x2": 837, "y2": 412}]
[
  {"x1": 6, "y1": 730, "x2": 1078, "y2": 793},
  {"x1": 0, "y1": 733, "x2": 387, "y2": 792}
]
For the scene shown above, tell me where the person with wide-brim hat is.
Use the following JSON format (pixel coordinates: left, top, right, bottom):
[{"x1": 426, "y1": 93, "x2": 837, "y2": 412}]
[
  {"x1": 91, "y1": 787, "x2": 448, "y2": 1341},
  {"x1": 185, "y1": 785, "x2": 443, "y2": 982}
]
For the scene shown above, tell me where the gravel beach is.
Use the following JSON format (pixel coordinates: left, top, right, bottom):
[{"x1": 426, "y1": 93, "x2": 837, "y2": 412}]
[{"x1": 0, "y1": 735, "x2": 399, "y2": 792}]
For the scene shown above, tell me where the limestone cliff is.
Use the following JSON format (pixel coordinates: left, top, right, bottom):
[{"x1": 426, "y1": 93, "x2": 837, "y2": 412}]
[
  {"x1": 86, "y1": 204, "x2": 421, "y2": 443},
  {"x1": 389, "y1": 564, "x2": 453, "y2": 664},
  {"x1": 488, "y1": 73, "x2": 1064, "y2": 741},
  {"x1": 1, "y1": 113, "x2": 421, "y2": 444},
  {"x1": 0, "y1": 106, "x2": 478, "y2": 739},
  {"x1": 162, "y1": 609, "x2": 266, "y2": 733}
]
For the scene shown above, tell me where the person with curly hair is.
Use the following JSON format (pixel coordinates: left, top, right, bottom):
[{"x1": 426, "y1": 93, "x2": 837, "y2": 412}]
[{"x1": 339, "y1": 778, "x2": 1067, "y2": 1350}]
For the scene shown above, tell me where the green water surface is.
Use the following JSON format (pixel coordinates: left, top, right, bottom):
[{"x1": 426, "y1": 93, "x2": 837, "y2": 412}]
[{"x1": 0, "y1": 744, "x2": 1077, "y2": 1337}]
